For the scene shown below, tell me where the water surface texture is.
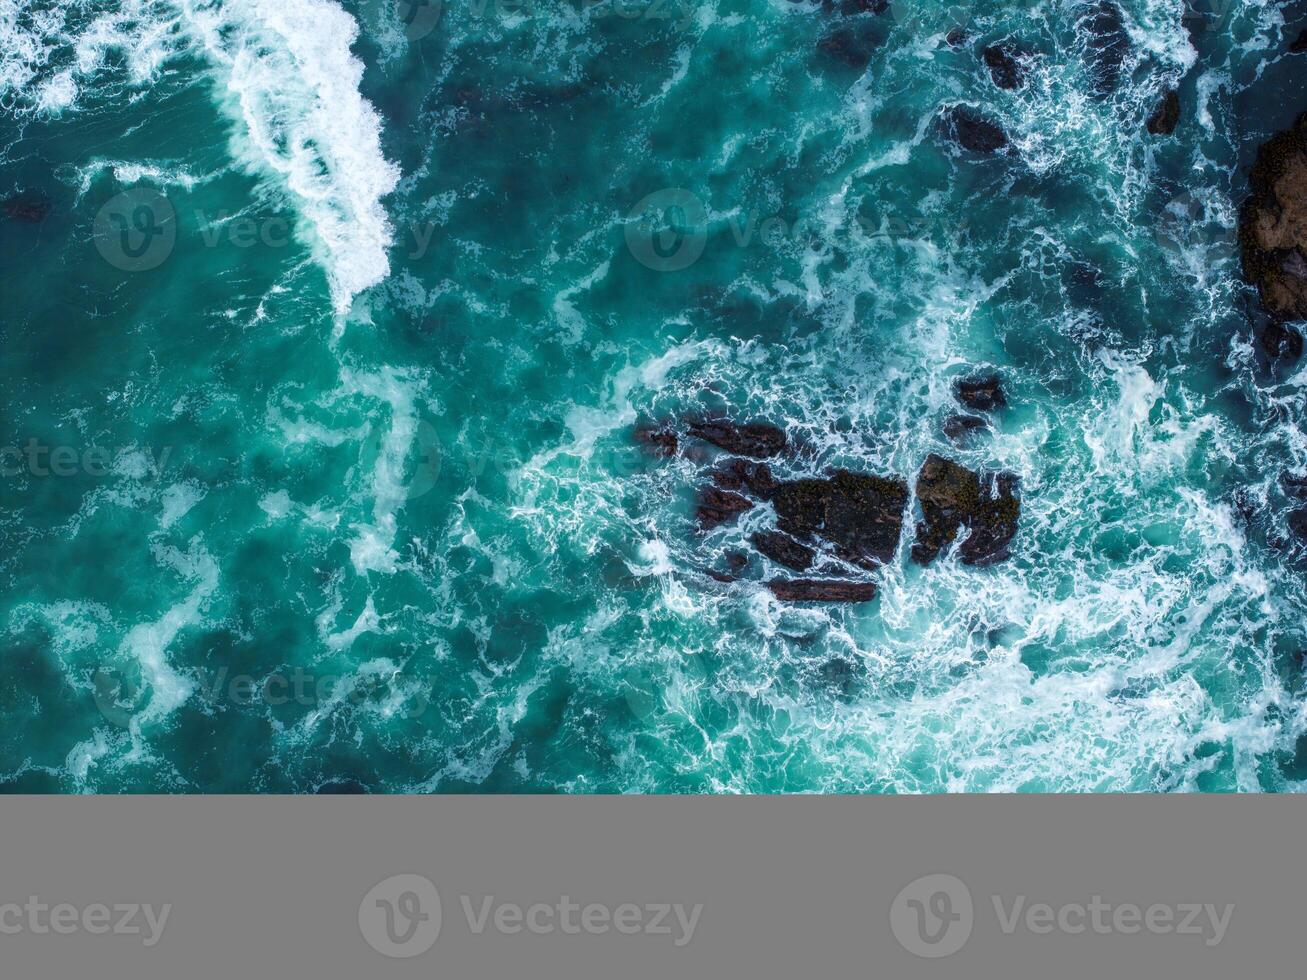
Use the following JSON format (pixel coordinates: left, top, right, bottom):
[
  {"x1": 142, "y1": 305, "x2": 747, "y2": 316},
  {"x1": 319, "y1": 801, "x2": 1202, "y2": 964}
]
[{"x1": 2, "y1": 0, "x2": 1307, "y2": 792}]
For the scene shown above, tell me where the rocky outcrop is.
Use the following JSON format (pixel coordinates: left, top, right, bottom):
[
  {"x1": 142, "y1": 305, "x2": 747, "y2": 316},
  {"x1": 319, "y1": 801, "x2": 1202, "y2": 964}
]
[
  {"x1": 943, "y1": 106, "x2": 1009, "y2": 154},
  {"x1": 1239, "y1": 114, "x2": 1307, "y2": 353},
  {"x1": 982, "y1": 44, "x2": 1026, "y2": 90},
  {"x1": 751, "y1": 530, "x2": 817, "y2": 572},
  {"x1": 817, "y1": 0, "x2": 889, "y2": 14},
  {"x1": 944, "y1": 414, "x2": 988, "y2": 443},
  {"x1": 912, "y1": 454, "x2": 1021, "y2": 566},
  {"x1": 1081, "y1": 1, "x2": 1131, "y2": 99},
  {"x1": 767, "y1": 579, "x2": 878, "y2": 603},
  {"x1": 817, "y1": 25, "x2": 882, "y2": 68},
  {"x1": 687, "y1": 420, "x2": 788, "y2": 458},
  {"x1": 955, "y1": 373, "x2": 1007, "y2": 412},
  {"x1": 1147, "y1": 89, "x2": 1181, "y2": 136},
  {"x1": 1291, "y1": 30, "x2": 1307, "y2": 54},
  {"x1": 773, "y1": 470, "x2": 910, "y2": 567},
  {"x1": 812, "y1": 0, "x2": 889, "y2": 68},
  {"x1": 636, "y1": 417, "x2": 1024, "y2": 602},
  {"x1": 634, "y1": 424, "x2": 678, "y2": 457},
  {"x1": 708, "y1": 550, "x2": 751, "y2": 583},
  {"x1": 712, "y1": 458, "x2": 779, "y2": 499},
  {"x1": 697, "y1": 487, "x2": 754, "y2": 530}
]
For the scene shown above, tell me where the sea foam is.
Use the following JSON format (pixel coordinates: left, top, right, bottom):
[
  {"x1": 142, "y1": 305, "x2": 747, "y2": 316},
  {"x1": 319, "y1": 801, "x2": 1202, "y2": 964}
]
[{"x1": 176, "y1": 0, "x2": 401, "y2": 316}]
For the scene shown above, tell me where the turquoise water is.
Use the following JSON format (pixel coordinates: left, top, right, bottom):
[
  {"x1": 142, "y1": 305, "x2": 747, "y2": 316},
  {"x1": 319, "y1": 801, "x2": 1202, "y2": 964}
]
[{"x1": 1, "y1": 0, "x2": 1306, "y2": 792}]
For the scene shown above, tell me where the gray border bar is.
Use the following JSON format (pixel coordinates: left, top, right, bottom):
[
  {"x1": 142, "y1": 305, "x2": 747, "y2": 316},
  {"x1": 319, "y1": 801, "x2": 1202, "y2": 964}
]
[{"x1": 0, "y1": 797, "x2": 1297, "y2": 977}]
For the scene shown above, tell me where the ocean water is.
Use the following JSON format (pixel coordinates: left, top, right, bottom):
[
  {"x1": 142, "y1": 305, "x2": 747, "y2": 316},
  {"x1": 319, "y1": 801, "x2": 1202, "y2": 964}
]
[{"x1": 1, "y1": 0, "x2": 1306, "y2": 793}]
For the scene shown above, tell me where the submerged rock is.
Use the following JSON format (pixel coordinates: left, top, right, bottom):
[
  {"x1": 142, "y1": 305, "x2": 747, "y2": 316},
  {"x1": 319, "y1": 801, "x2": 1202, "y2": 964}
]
[
  {"x1": 942, "y1": 106, "x2": 1009, "y2": 154},
  {"x1": 2, "y1": 192, "x2": 51, "y2": 223},
  {"x1": 817, "y1": 24, "x2": 881, "y2": 68},
  {"x1": 1289, "y1": 507, "x2": 1307, "y2": 542},
  {"x1": 1081, "y1": 1, "x2": 1131, "y2": 98},
  {"x1": 944, "y1": 414, "x2": 989, "y2": 443},
  {"x1": 634, "y1": 423, "x2": 678, "y2": 457},
  {"x1": 773, "y1": 469, "x2": 909, "y2": 567},
  {"x1": 708, "y1": 550, "x2": 751, "y2": 583},
  {"x1": 1259, "y1": 321, "x2": 1305, "y2": 361},
  {"x1": 1281, "y1": 472, "x2": 1307, "y2": 499},
  {"x1": 1292, "y1": 29, "x2": 1307, "y2": 54},
  {"x1": 751, "y1": 530, "x2": 817, "y2": 572},
  {"x1": 912, "y1": 454, "x2": 1021, "y2": 566},
  {"x1": 767, "y1": 579, "x2": 877, "y2": 603},
  {"x1": 697, "y1": 486, "x2": 754, "y2": 529},
  {"x1": 1238, "y1": 114, "x2": 1307, "y2": 346},
  {"x1": 687, "y1": 420, "x2": 788, "y2": 458},
  {"x1": 954, "y1": 373, "x2": 1007, "y2": 412},
  {"x1": 1147, "y1": 89, "x2": 1181, "y2": 136},
  {"x1": 982, "y1": 44, "x2": 1026, "y2": 90},
  {"x1": 817, "y1": 0, "x2": 889, "y2": 14},
  {"x1": 712, "y1": 458, "x2": 779, "y2": 499}
]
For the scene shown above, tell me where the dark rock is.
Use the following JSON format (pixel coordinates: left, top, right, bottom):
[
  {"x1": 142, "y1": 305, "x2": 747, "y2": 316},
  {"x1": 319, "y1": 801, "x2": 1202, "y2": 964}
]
[
  {"x1": 1292, "y1": 29, "x2": 1307, "y2": 53},
  {"x1": 954, "y1": 373, "x2": 1007, "y2": 411},
  {"x1": 1081, "y1": 1, "x2": 1131, "y2": 99},
  {"x1": 687, "y1": 420, "x2": 787, "y2": 458},
  {"x1": 1281, "y1": 472, "x2": 1307, "y2": 500},
  {"x1": 824, "y1": 0, "x2": 889, "y2": 13},
  {"x1": 768, "y1": 579, "x2": 878, "y2": 603},
  {"x1": 751, "y1": 530, "x2": 817, "y2": 572},
  {"x1": 773, "y1": 469, "x2": 909, "y2": 567},
  {"x1": 634, "y1": 424, "x2": 678, "y2": 457},
  {"x1": 697, "y1": 486, "x2": 754, "y2": 529},
  {"x1": 1239, "y1": 114, "x2": 1307, "y2": 332},
  {"x1": 982, "y1": 44, "x2": 1026, "y2": 90},
  {"x1": 1289, "y1": 507, "x2": 1307, "y2": 541},
  {"x1": 817, "y1": 24, "x2": 881, "y2": 68},
  {"x1": 1146, "y1": 89, "x2": 1181, "y2": 136},
  {"x1": 712, "y1": 458, "x2": 779, "y2": 499},
  {"x1": 945, "y1": 28, "x2": 970, "y2": 48},
  {"x1": 707, "y1": 550, "x2": 750, "y2": 584},
  {"x1": 944, "y1": 414, "x2": 989, "y2": 443},
  {"x1": 1259, "y1": 321, "x2": 1304, "y2": 361},
  {"x1": 943, "y1": 106, "x2": 1009, "y2": 153},
  {"x1": 2, "y1": 192, "x2": 51, "y2": 223},
  {"x1": 818, "y1": 656, "x2": 865, "y2": 695},
  {"x1": 911, "y1": 453, "x2": 1021, "y2": 566}
]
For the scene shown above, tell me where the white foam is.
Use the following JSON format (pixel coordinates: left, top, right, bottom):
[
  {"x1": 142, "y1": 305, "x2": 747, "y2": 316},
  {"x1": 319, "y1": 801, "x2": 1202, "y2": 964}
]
[
  {"x1": 176, "y1": 0, "x2": 401, "y2": 316},
  {"x1": 339, "y1": 365, "x2": 423, "y2": 575},
  {"x1": 1, "y1": 0, "x2": 181, "y2": 114},
  {"x1": 119, "y1": 540, "x2": 219, "y2": 731}
]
